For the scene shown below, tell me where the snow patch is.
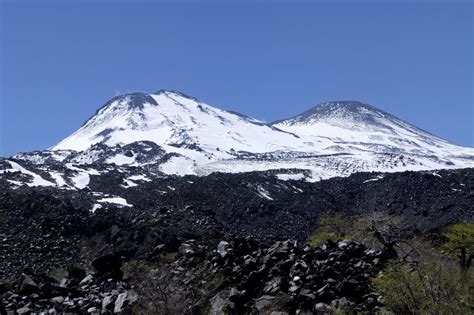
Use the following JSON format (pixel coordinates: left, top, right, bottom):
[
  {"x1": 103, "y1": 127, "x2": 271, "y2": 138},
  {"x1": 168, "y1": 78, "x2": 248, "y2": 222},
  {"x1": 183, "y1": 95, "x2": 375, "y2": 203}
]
[
  {"x1": 276, "y1": 173, "x2": 305, "y2": 181},
  {"x1": 91, "y1": 204, "x2": 103, "y2": 213},
  {"x1": 363, "y1": 174, "x2": 385, "y2": 183},
  {"x1": 128, "y1": 174, "x2": 151, "y2": 182},
  {"x1": 107, "y1": 154, "x2": 136, "y2": 165},
  {"x1": 3, "y1": 161, "x2": 55, "y2": 187},
  {"x1": 98, "y1": 197, "x2": 132, "y2": 207},
  {"x1": 160, "y1": 156, "x2": 195, "y2": 175},
  {"x1": 71, "y1": 173, "x2": 90, "y2": 189},
  {"x1": 256, "y1": 186, "x2": 273, "y2": 200}
]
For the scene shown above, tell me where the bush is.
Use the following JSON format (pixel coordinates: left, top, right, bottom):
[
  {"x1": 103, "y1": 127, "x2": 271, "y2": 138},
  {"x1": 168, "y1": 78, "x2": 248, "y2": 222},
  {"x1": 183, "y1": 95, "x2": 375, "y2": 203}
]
[
  {"x1": 308, "y1": 230, "x2": 338, "y2": 246},
  {"x1": 373, "y1": 260, "x2": 473, "y2": 314},
  {"x1": 122, "y1": 260, "x2": 154, "y2": 280},
  {"x1": 163, "y1": 251, "x2": 178, "y2": 263},
  {"x1": 49, "y1": 268, "x2": 67, "y2": 282},
  {"x1": 442, "y1": 223, "x2": 474, "y2": 273},
  {"x1": 372, "y1": 224, "x2": 474, "y2": 314},
  {"x1": 307, "y1": 212, "x2": 406, "y2": 250}
]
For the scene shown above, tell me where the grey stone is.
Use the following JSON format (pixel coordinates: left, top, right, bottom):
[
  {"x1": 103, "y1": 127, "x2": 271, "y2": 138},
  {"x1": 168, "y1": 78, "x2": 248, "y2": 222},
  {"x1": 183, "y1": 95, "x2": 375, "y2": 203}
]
[
  {"x1": 16, "y1": 307, "x2": 31, "y2": 315},
  {"x1": 114, "y1": 292, "x2": 128, "y2": 313},
  {"x1": 209, "y1": 291, "x2": 229, "y2": 315},
  {"x1": 51, "y1": 296, "x2": 65, "y2": 303},
  {"x1": 217, "y1": 241, "x2": 231, "y2": 258},
  {"x1": 79, "y1": 275, "x2": 94, "y2": 285},
  {"x1": 254, "y1": 295, "x2": 275, "y2": 312},
  {"x1": 314, "y1": 302, "x2": 329, "y2": 312}
]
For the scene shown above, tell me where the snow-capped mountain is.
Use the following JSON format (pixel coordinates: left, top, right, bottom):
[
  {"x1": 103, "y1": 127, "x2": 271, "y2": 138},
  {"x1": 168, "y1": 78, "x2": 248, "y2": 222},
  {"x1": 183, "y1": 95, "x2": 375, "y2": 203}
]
[
  {"x1": 53, "y1": 90, "x2": 302, "y2": 168},
  {"x1": 273, "y1": 100, "x2": 469, "y2": 156},
  {"x1": 2, "y1": 90, "x2": 473, "y2": 194}
]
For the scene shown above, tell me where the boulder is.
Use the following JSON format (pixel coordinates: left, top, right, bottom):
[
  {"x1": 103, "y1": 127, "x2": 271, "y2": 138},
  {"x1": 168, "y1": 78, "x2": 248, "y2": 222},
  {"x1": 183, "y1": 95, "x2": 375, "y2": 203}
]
[
  {"x1": 19, "y1": 275, "x2": 39, "y2": 295},
  {"x1": 254, "y1": 295, "x2": 276, "y2": 312},
  {"x1": 67, "y1": 267, "x2": 86, "y2": 280},
  {"x1": 92, "y1": 253, "x2": 123, "y2": 280},
  {"x1": 314, "y1": 302, "x2": 330, "y2": 313},
  {"x1": 209, "y1": 291, "x2": 229, "y2": 315},
  {"x1": 178, "y1": 243, "x2": 195, "y2": 257},
  {"x1": 114, "y1": 292, "x2": 128, "y2": 313},
  {"x1": 217, "y1": 241, "x2": 231, "y2": 258}
]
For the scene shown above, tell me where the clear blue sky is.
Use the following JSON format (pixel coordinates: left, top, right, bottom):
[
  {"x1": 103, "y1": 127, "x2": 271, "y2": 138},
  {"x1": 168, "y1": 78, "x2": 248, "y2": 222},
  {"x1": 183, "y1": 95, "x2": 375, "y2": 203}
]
[{"x1": 1, "y1": 1, "x2": 473, "y2": 156}]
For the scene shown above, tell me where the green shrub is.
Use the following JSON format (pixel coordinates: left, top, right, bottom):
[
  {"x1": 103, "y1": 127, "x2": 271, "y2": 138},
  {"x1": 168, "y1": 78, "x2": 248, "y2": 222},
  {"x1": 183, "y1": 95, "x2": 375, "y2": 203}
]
[
  {"x1": 373, "y1": 253, "x2": 474, "y2": 314},
  {"x1": 49, "y1": 268, "x2": 67, "y2": 282},
  {"x1": 443, "y1": 223, "x2": 474, "y2": 251},
  {"x1": 122, "y1": 260, "x2": 153, "y2": 280},
  {"x1": 307, "y1": 212, "x2": 406, "y2": 249},
  {"x1": 308, "y1": 230, "x2": 338, "y2": 246},
  {"x1": 443, "y1": 223, "x2": 474, "y2": 273},
  {"x1": 163, "y1": 251, "x2": 178, "y2": 263}
]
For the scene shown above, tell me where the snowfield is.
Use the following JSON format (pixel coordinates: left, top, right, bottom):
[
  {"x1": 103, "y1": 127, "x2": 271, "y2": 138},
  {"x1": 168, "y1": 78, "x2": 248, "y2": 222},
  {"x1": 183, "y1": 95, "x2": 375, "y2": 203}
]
[{"x1": 2, "y1": 90, "x2": 473, "y2": 190}]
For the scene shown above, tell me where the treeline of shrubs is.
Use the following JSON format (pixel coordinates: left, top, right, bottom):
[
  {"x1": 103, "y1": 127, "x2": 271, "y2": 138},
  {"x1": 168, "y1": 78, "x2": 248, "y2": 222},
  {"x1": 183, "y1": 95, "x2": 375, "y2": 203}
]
[{"x1": 308, "y1": 212, "x2": 474, "y2": 314}]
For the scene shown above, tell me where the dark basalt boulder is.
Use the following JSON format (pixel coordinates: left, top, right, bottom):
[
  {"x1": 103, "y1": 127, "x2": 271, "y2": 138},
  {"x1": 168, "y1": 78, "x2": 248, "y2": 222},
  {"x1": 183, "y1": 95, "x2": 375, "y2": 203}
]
[
  {"x1": 0, "y1": 267, "x2": 136, "y2": 314},
  {"x1": 19, "y1": 275, "x2": 39, "y2": 295},
  {"x1": 158, "y1": 237, "x2": 389, "y2": 314},
  {"x1": 92, "y1": 253, "x2": 123, "y2": 280}
]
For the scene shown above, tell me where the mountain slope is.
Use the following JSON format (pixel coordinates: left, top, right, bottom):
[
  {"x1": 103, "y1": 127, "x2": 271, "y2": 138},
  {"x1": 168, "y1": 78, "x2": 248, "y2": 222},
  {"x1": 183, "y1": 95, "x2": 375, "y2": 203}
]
[
  {"x1": 3, "y1": 90, "x2": 473, "y2": 186},
  {"x1": 272, "y1": 100, "x2": 465, "y2": 155},
  {"x1": 53, "y1": 90, "x2": 300, "y2": 159}
]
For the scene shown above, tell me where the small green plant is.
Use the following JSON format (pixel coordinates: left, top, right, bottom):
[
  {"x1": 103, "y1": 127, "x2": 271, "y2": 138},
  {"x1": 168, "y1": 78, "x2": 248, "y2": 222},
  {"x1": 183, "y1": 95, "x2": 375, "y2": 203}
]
[
  {"x1": 49, "y1": 268, "x2": 67, "y2": 282},
  {"x1": 373, "y1": 260, "x2": 473, "y2": 314},
  {"x1": 163, "y1": 251, "x2": 178, "y2": 263},
  {"x1": 307, "y1": 213, "x2": 351, "y2": 246},
  {"x1": 307, "y1": 212, "x2": 407, "y2": 248},
  {"x1": 121, "y1": 260, "x2": 153, "y2": 280},
  {"x1": 308, "y1": 230, "x2": 338, "y2": 246}
]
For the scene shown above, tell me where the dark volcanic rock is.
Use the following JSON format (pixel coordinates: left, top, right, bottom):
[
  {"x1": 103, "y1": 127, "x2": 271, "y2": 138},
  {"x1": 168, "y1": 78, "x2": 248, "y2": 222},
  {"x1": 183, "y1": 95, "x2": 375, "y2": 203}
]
[
  {"x1": 0, "y1": 268, "x2": 136, "y2": 314},
  {"x1": 0, "y1": 167, "x2": 472, "y2": 313},
  {"x1": 92, "y1": 253, "x2": 123, "y2": 280},
  {"x1": 163, "y1": 238, "x2": 388, "y2": 314}
]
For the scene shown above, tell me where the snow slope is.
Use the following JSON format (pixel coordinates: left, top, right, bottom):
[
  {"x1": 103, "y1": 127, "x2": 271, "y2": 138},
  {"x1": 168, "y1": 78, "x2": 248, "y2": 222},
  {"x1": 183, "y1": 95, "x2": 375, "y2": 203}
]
[
  {"x1": 6, "y1": 90, "x2": 473, "y2": 182},
  {"x1": 272, "y1": 101, "x2": 469, "y2": 158},
  {"x1": 53, "y1": 90, "x2": 303, "y2": 164}
]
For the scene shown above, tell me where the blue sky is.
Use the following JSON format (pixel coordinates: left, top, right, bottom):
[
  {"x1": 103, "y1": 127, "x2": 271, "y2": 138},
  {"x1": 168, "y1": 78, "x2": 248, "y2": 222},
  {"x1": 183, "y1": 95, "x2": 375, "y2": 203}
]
[{"x1": 1, "y1": 0, "x2": 472, "y2": 156}]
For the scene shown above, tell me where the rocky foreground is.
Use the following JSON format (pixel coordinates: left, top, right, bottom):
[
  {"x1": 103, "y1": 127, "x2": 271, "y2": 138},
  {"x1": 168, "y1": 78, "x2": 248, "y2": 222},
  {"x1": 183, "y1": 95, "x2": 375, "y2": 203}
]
[
  {"x1": 0, "y1": 168, "x2": 473, "y2": 314},
  {"x1": 1, "y1": 237, "x2": 388, "y2": 314}
]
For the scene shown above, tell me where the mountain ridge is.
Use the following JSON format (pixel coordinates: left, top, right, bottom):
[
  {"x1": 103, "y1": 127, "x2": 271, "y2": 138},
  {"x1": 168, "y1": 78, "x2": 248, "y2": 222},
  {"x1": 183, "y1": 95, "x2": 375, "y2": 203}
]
[{"x1": 1, "y1": 89, "x2": 472, "y2": 191}]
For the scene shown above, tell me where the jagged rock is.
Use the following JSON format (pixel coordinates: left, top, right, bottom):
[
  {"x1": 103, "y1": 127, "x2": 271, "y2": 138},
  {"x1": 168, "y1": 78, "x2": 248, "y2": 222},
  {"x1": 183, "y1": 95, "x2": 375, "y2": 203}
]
[
  {"x1": 59, "y1": 278, "x2": 70, "y2": 289},
  {"x1": 217, "y1": 241, "x2": 231, "y2": 258},
  {"x1": 330, "y1": 297, "x2": 354, "y2": 312},
  {"x1": 264, "y1": 277, "x2": 284, "y2": 295},
  {"x1": 79, "y1": 275, "x2": 93, "y2": 285},
  {"x1": 19, "y1": 275, "x2": 39, "y2": 295},
  {"x1": 254, "y1": 295, "x2": 276, "y2": 312},
  {"x1": 16, "y1": 306, "x2": 31, "y2": 314},
  {"x1": 288, "y1": 285, "x2": 299, "y2": 293},
  {"x1": 51, "y1": 296, "x2": 64, "y2": 304},
  {"x1": 210, "y1": 291, "x2": 229, "y2": 315},
  {"x1": 101, "y1": 295, "x2": 115, "y2": 312},
  {"x1": 314, "y1": 302, "x2": 330, "y2": 313},
  {"x1": 114, "y1": 292, "x2": 128, "y2": 313},
  {"x1": 299, "y1": 289, "x2": 315, "y2": 301},
  {"x1": 92, "y1": 253, "x2": 123, "y2": 280},
  {"x1": 179, "y1": 243, "x2": 195, "y2": 257},
  {"x1": 67, "y1": 267, "x2": 86, "y2": 280}
]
